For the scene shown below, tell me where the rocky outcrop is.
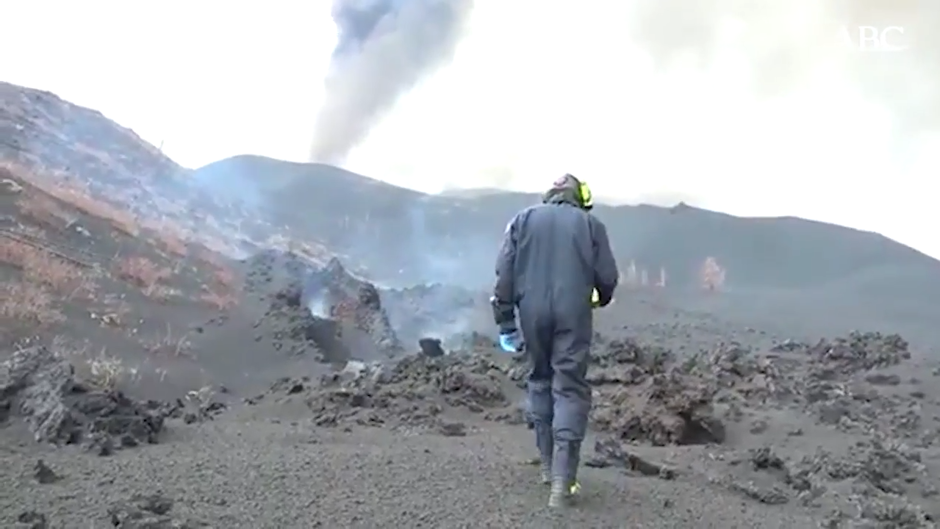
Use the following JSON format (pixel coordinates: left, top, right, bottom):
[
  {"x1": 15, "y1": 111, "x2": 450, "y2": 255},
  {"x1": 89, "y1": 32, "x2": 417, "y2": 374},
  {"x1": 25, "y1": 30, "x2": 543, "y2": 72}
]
[
  {"x1": 0, "y1": 346, "x2": 167, "y2": 454},
  {"x1": 588, "y1": 337, "x2": 725, "y2": 445},
  {"x1": 258, "y1": 351, "x2": 519, "y2": 431},
  {"x1": 304, "y1": 257, "x2": 402, "y2": 356},
  {"x1": 243, "y1": 251, "x2": 404, "y2": 363}
]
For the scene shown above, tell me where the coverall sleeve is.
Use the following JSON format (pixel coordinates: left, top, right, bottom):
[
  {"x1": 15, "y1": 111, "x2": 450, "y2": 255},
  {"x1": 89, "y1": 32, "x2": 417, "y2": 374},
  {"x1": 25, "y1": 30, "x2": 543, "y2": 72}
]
[
  {"x1": 591, "y1": 217, "x2": 619, "y2": 307},
  {"x1": 492, "y1": 213, "x2": 519, "y2": 329}
]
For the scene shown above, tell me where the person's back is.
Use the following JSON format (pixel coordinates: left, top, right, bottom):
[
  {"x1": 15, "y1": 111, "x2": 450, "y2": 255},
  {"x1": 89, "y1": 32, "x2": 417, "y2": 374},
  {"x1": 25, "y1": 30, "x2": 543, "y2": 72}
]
[
  {"x1": 492, "y1": 173, "x2": 619, "y2": 508},
  {"x1": 512, "y1": 202, "x2": 596, "y2": 318}
]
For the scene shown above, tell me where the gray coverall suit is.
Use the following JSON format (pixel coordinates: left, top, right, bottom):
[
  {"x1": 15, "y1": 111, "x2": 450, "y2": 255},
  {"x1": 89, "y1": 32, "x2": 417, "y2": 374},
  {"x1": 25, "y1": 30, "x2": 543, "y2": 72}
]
[{"x1": 492, "y1": 177, "x2": 619, "y2": 487}]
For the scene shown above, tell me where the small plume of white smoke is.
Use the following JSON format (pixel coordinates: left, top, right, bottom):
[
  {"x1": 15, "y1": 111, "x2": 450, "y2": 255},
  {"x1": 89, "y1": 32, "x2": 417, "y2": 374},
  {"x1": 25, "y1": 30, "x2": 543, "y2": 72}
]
[
  {"x1": 403, "y1": 200, "x2": 493, "y2": 287},
  {"x1": 302, "y1": 273, "x2": 332, "y2": 318},
  {"x1": 310, "y1": 0, "x2": 475, "y2": 164},
  {"x1": 306, "y1": 295, "x2": 331, "y2": 319}
]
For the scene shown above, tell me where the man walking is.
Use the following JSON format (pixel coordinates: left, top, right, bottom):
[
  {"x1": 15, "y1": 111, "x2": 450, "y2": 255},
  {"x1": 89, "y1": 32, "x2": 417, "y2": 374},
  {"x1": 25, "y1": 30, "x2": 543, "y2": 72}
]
[{"x1": 492, "y1": 173, "x2": 619, "y2": 508}]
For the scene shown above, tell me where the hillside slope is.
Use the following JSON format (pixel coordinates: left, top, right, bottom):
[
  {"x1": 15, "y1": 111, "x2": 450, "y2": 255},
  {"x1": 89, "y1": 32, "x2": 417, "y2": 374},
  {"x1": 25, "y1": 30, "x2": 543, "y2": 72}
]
[
  {"x1": 191, "y1": 155, "x2": 940, "y2": 342},
  {"x1": 0, "y1": 81, "x2": 184, "y2": 187},
  {"x1": 194, "y1": 155, "x2": 940, "y2": 289},
  {"x1": 3, "y1": 79, "x2": 940, "y2": 340}
]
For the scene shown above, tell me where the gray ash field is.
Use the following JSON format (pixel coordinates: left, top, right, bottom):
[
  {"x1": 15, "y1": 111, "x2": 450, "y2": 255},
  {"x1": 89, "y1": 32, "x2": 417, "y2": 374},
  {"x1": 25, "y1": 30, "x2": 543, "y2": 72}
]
[{"x1": 3, "y1": 81, "x2": 940, "y2": 528}]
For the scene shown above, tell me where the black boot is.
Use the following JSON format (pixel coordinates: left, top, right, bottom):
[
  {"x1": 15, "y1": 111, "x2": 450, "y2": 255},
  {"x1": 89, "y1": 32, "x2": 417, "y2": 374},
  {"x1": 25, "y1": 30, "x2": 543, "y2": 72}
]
[{"x1": 549, "y1": 442, "x2": 581, "y2": 507}]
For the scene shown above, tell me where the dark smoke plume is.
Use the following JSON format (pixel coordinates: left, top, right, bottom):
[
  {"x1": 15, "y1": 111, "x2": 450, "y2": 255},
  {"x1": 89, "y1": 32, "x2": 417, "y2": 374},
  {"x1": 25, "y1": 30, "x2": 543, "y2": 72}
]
[{"x1": 310, "y1": 0, "x2": 474, "y2": 164}]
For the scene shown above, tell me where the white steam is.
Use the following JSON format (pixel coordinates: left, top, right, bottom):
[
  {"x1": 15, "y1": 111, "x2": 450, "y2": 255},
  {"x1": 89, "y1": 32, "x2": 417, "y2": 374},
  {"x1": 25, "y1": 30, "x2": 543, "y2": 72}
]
[{"x1": 307, "y1": 295, "x2": 331, "y2": 319}]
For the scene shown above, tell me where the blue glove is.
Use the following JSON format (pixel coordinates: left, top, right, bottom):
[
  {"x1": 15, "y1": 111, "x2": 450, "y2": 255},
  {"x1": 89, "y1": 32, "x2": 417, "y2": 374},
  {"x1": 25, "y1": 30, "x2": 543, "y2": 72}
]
[{"x1": 498, "y1": 331, "x2": 524, "y2": 353}]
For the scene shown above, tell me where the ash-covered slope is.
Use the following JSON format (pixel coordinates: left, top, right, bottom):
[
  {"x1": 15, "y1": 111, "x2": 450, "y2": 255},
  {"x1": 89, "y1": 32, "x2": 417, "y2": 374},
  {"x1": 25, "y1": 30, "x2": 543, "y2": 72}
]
[
  {"x1": 0, "y1": 82, "x2": 306, "y2": 259},
  {"x1": 4, "y1": 79, "x2": 940, "y2": 337},
  {"x1": 0, "y1": 81, "x2": 208, "y2": 236},
  {"x1": 7, "y1": 78, "x2": 932, "y2": 298},
  {"x1": 0, "y1": 82, "x2": 184, "y2": 187},
  {"x1": 194, "y1": 155, "x2": 940, "y2": 291}
]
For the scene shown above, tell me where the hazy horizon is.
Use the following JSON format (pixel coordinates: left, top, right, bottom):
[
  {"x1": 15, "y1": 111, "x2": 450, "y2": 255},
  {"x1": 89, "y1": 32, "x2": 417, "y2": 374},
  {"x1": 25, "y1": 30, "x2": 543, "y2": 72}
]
[{"x1": 3, "y1": 1, "x2": 940, "y2": 258}]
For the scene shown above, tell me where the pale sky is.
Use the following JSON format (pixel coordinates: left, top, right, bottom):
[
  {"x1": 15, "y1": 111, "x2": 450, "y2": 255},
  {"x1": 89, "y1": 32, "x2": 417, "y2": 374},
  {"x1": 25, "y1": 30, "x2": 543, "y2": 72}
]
[{"x1": 4, "y1": 1, "x2": 939, "y2": 259}]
